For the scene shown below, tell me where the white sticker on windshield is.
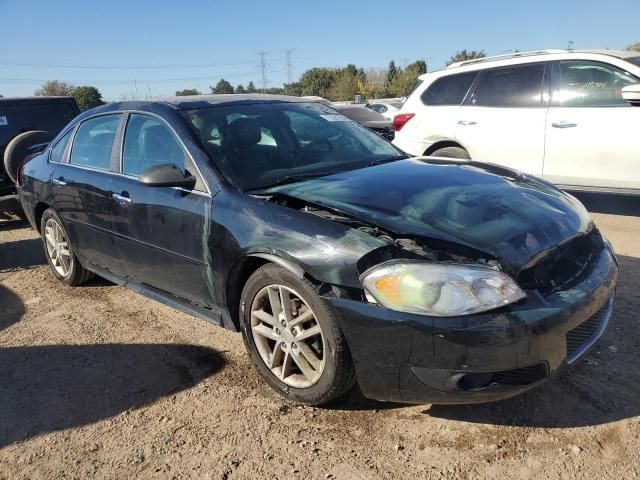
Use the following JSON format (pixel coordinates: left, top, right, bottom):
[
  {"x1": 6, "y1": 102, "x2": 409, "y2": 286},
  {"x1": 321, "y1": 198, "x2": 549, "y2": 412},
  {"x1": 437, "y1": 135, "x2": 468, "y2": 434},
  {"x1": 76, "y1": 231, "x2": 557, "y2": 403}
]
[
  {"x1": 0, "y1": 116, "x2": 7, "y2": 126},
  {"x1": 320, "y1": 114, "x2": 350, "y2": 122}
]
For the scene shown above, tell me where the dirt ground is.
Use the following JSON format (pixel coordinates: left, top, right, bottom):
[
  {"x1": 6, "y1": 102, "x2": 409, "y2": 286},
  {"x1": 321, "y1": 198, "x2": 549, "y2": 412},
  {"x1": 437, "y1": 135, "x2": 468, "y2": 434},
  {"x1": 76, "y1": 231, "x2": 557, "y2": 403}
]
[{"x1": 0, "y1": 194, "x2": 639, "y2": 480}]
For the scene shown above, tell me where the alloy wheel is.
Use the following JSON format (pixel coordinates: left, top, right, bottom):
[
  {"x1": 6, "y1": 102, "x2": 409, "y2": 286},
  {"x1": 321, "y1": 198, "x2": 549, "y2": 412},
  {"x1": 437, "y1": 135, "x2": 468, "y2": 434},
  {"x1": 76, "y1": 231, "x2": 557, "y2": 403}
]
[
  {"x1": 44, "y1": 218, "x2": 72, "y2": 277},
  {"x1": 250, "y1": 284, "x2": 326, "y2": 388}
]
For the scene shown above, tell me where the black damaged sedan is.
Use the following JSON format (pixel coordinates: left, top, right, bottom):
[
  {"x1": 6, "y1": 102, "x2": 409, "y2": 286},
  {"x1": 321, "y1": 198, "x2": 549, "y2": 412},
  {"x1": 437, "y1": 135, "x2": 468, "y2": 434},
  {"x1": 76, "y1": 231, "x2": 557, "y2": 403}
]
[{"x1": 15, "y1": 95, "x2": 617, "y2": 405}]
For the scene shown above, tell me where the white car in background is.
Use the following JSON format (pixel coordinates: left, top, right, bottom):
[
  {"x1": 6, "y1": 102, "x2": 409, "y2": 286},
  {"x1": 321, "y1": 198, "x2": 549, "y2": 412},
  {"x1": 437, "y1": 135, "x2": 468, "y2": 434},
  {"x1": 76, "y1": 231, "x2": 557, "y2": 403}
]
[
  {"x1": 366, "y1": 101, "x2": 403, "y2": 120},
  {"x1": 392, "y1": 49, "x2": 640, "y2": 195}
]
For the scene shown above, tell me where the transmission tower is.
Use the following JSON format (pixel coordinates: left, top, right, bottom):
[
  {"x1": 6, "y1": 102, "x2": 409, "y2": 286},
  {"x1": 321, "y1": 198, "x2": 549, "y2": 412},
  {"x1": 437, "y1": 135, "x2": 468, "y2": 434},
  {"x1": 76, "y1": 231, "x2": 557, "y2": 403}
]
[
  {"x1": 258, "y1": 51, "x2": 268, "y2": 92},
  {"x1": 285, "y1": 49, "x2": 294, "y2": 84}
]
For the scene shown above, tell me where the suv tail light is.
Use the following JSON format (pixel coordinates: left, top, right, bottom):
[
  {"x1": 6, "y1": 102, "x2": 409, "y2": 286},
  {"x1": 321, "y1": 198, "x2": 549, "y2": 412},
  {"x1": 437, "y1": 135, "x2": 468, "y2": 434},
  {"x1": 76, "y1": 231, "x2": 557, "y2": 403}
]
[{"x1": 393, "y1": 113, "x2": 415, "y2": 132}]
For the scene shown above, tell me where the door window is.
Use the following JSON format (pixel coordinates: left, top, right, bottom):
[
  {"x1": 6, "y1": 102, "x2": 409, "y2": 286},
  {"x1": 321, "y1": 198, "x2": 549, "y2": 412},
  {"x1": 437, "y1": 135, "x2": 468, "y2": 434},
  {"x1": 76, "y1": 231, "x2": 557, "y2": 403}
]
[
  {"x1": 421, "y1": 71, "x2": 478, "y2": 105},
  {"x1": 471, "y1": 63, "x2": 546, "y2": 107},
  {"x1": 123, "y1": 114, "x2": 187, "y2": 176},
  {"x1": 49, "y1": 128, "x2": 74, "y2": 163},
  {"x1": 69, "y1": 115, "x2": 121, "y2": 170},
  {"x1": 556, "y1": 61, "x2": 638, "y2": 107}
]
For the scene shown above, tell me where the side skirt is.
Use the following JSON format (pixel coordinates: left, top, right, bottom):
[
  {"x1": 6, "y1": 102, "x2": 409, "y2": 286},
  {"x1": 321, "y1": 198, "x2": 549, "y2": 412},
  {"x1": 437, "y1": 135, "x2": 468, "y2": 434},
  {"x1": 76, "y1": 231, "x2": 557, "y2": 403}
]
[{"x1": 86, "y1": 264, "x2": 237, "y2": 332}]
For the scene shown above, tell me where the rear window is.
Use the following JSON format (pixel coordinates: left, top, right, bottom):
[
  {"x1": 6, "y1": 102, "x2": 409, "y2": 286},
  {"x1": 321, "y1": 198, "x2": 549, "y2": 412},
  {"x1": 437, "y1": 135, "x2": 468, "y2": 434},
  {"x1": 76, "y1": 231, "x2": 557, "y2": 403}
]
[
  {"x1": 70, "y1": 115, "x2": 121, "y2": 170},
  {"x1": 471, "y1": 63, "x2": 546, "y2": 108},
  {"x1": 421, "y1": 72, "x2": 478, "y2": 106}
]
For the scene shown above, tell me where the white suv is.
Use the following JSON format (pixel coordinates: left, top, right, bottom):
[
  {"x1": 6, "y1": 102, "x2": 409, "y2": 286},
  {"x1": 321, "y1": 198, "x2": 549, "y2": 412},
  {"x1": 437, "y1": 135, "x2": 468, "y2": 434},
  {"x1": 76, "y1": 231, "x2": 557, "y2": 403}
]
[{"x1": 392, "y1": 49, "x2": 640, "y2": 195}]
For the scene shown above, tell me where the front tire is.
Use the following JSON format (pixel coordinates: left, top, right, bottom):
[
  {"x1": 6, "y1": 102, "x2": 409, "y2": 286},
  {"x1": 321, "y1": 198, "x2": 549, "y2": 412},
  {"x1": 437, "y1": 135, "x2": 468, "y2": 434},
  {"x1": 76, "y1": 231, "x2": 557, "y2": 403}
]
[
  {"x1": 240, "y1": 263, "x2": 356, "y2": 405},
  {"x1": 40, "y1": 208, "x2": 94, "y2": 286}
]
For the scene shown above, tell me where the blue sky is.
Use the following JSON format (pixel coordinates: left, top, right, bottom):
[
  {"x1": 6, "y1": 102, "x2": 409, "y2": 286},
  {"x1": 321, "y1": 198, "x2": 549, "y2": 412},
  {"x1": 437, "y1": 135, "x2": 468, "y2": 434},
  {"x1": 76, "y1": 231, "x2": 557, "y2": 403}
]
[{"x1": 1, "y1": 0, "x2": 639, "y2": 100}]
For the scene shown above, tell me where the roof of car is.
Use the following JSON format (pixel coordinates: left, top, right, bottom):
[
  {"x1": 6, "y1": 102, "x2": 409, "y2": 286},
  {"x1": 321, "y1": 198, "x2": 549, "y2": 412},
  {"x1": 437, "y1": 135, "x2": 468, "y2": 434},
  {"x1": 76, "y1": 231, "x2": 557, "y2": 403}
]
[
  {"x1": 437, "y1": 48, "x2": 640, "y2": 73},
  {"x1": 155, "y1": 93, "x2": 310, "y2": 109}
]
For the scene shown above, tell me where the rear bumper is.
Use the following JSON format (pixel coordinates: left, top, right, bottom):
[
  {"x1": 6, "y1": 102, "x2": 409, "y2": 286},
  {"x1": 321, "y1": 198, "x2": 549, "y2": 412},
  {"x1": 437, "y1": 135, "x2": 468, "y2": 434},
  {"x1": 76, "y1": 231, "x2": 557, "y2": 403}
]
[{"x1": 329, "y1": 247, "x2": 618, "y2": 404}]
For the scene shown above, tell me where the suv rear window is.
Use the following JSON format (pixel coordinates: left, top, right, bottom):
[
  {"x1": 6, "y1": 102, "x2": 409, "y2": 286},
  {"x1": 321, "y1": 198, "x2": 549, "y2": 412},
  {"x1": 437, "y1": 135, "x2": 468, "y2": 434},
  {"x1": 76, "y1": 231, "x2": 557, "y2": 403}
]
[
  {"x1": 421, "y1": 72, "x2": 477, "y2": 106},
  {"x1": 471, "y1": 63, "x2": 546, "y2": 108}
]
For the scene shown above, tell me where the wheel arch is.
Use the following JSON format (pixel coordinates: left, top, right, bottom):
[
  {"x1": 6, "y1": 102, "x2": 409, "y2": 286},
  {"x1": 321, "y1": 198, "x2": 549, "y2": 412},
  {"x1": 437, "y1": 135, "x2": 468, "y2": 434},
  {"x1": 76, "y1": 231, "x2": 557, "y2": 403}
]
[
  {"x1": 424, "y1": 140, "x2": 468, "y2": 156},
  {"x1": 33, "y1": 202, "x2": 51, "y2": 232},
  {"x1": 225, "y1": 253, "x2": 307, "y2": 331}
]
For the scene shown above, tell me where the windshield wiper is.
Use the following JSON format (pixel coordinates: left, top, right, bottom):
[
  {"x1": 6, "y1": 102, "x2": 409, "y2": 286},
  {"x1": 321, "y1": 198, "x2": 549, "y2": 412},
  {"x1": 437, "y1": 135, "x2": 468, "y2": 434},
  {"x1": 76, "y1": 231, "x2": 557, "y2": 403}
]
[
  {"x1": 366, "y1": 155, "x2": 407, "y2": 167},
  {"x1": 246, "y1": 171, "x2": 342, "y2": 192}
]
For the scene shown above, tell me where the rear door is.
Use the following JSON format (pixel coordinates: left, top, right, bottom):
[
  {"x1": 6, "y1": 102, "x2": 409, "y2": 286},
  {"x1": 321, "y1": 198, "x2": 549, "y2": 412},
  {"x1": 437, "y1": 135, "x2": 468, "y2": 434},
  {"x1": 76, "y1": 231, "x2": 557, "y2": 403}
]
[
  {"x1": 456, "y1": 62, "x2": 549, "y2": 175},
  {"x1": 543, "y1": 60, "x2": 640, "y2": 191},
  {"x1": 108, "y1": 113, "x2": 213, "y2": 306},
  {"x1": 50, "y1": 113, "x2": 124, "y2": 274}
]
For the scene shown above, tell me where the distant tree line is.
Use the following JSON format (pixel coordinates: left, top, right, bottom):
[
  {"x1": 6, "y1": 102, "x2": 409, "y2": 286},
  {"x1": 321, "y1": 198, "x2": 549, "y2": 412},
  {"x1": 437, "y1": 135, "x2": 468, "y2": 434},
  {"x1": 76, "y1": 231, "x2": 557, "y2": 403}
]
[{"x1": 31, "y1": 44, "x2": 638, "y2": 106}]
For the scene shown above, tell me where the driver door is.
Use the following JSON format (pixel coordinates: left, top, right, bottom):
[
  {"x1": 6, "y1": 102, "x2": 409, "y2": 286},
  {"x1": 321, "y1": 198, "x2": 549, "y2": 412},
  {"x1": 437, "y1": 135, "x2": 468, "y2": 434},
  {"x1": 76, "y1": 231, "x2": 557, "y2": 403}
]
[{"x1": 108, "y1": 113, "x2": 213, "y2": 306}]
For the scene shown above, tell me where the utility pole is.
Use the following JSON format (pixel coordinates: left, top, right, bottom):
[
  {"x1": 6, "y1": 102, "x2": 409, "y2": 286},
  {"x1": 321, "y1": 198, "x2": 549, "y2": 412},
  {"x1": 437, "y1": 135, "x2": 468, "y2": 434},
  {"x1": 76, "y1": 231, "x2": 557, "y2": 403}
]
[
  {"x1": 285, "y1": 49, "x2": 294, "y2": 84},
  {"x1": 258, "y1": 51, "x2": 268, "y2": 92}
]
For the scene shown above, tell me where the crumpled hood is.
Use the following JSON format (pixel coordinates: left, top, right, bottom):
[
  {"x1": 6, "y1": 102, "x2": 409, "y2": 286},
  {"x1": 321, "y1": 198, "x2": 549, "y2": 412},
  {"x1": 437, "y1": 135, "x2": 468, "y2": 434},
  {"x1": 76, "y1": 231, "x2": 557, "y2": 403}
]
[{"x1": 269, "y1": 158, "x2": 593, "y2": 271}]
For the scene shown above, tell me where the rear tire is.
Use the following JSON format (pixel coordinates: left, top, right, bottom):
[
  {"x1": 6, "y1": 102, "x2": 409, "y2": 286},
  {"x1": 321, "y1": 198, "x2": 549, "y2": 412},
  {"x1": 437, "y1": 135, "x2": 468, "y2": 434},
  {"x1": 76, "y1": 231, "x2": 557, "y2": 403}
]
[
  {"x1": 240, "y1": 263, "x2": 356, "y2": 406},
  {"x1": 429, "y1": 146, "x2": 470, "y2": 159},
  {"x1": 3, "y1": 131, "x2": 54, "y2": 184},
  {"x1": 40, "y1": 208, "x2": 94, "y2": 286}
]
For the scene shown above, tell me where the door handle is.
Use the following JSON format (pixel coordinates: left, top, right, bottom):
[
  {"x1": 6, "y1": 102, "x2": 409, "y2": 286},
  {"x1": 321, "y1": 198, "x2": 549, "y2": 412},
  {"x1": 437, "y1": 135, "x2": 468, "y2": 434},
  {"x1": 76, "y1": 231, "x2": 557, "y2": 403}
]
[
  {"x1": 51, "y1": 177, "x2": 67, "y2": 186},
  {"x1": 112, "y1": 192, "x2": 133, "y2": 206},
  {"x1": 551, "y1": 121, "x2": 577, "y2": 129},
  {"x1": 458, "y1": 120, "x2": 477, "y2": 126}
]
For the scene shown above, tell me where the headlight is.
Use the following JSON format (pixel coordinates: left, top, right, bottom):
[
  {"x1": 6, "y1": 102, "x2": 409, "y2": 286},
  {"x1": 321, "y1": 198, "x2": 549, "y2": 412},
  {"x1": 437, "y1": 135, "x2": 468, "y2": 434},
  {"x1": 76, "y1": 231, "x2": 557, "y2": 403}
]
[{"x1": 361, "y1": 261, "x2": 526, "y2": 317}]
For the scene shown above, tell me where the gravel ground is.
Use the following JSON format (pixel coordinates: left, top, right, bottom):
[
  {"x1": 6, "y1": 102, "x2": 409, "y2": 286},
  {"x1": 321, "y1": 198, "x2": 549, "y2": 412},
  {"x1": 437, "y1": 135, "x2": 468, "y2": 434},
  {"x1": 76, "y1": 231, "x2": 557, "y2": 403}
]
[{"x1": 0, "y1": 196, "x2": 639, "y2": 480}]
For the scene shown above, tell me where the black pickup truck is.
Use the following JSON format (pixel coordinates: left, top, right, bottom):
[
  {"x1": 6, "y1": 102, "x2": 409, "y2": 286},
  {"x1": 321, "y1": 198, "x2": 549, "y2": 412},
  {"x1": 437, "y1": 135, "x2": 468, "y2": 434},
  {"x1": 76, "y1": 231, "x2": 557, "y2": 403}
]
[{"x1": 1, "y1": 96, "x2": 80, "y2": 216}]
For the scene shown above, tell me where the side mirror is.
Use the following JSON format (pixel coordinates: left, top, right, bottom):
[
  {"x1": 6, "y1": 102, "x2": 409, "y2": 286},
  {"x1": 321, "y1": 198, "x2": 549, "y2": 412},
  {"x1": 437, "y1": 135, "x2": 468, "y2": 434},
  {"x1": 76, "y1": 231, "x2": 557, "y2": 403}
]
[
  {"x1": 139, "y1": 163, "x2": 196, "y2": 188},
  {"x1": 621, "y1": 83, "x2": 640, "y2": 106}
]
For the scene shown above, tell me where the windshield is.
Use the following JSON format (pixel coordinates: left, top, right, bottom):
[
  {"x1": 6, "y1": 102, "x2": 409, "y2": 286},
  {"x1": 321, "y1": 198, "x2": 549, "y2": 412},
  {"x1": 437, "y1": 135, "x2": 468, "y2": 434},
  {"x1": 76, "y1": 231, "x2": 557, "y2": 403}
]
[{"x1": 181, "y1": 102, "x2": 404, "y2": 190}]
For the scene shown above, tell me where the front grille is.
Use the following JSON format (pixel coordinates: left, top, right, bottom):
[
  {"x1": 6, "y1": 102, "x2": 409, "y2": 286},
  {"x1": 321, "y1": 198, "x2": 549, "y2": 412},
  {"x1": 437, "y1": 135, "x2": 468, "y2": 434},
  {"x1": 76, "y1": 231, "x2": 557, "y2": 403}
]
[
  {"x1": 517, "y1": 229, "x2": 604, "y2": 295},
  {"x1": 491, "y1": 363, "x2": 548, "y2": 386},
  {"x1": 566, "y1": 301, "x2": 611, "y2": 362}
]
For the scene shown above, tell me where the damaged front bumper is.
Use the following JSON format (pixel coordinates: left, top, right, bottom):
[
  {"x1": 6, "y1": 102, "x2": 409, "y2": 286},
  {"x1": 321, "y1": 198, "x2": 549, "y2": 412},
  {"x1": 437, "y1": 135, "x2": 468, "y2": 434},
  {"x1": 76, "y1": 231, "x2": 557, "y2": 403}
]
[{"x1": 328, "y1": 247, "x2": 618, "y2": 404}]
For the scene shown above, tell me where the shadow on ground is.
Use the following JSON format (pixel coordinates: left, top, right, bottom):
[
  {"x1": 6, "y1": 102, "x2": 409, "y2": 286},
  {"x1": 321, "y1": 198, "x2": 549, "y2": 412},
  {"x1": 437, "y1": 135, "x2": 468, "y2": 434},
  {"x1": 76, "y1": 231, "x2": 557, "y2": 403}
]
[
  {"x1": 0, "y1": 343, "x2": 224, "y2": 448},
  {"x1": 425, "y1": 254, "x2": 640, "y2": 427},
  {"x1": 0, "y1": 284, "x2": 224, "y2": 448},
  {"x1": 0, "y1": 237, "x2": 45, "y2": 274},
  {"x1": 0, "y1": 284, "x2": 25, "y2": 332}
]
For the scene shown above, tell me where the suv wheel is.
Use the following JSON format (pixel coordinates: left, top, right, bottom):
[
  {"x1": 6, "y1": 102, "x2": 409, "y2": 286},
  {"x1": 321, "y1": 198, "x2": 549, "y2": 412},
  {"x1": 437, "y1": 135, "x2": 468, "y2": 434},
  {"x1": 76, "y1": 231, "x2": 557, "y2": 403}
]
[
  {"x1": 429, "y1": 146, "x2": 471, "y2": 160},
  {"x1": 240, "y1": 263, "x2": 356, "y2": 405},
  {"x1": 40, "y1": 208, "x2": 94, "y2": 286}
]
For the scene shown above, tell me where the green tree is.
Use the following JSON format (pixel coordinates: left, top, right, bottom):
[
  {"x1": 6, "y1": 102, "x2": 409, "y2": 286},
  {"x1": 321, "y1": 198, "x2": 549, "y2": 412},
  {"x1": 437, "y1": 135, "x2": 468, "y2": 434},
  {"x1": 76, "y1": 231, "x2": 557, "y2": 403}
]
[
  {"x1": 175, "y1": 88, "x2": 201, "y2": 96},
  {"x1": 72, "y1": 86, "x2": 105, "y2": 111},
  {"x1": 235, "y1": 84, "x2": 246, "y2": 94},
  {"x1": 446, "y1": 49, "x2": 486, "y2": 66},
  {"x1": 406, "y1": 59, "x2": 427, "y2": 76},
  {"x1": 283, "y1": 82, "x2": 302, "y2": 96},
  {"x1": 299, "y1": 67, "x2": 339, "y2": 97},
  {"x1": 627, "y1": 42, "x2": 640, "y2": 52},
  {"x1": 386, "y1": 60, "x2": 398, "y2": 85},
  {"x1": 246, "y1": 81, "x2": 257, "y2": 93},
  {"x1": 328, "y1": 70, "x2": 359, "y2": 101},
  {"x1": 34, "y1": 80, "x2": 74, "y2": 96},
  {"x1": 210, "y1": 78, "x2": 234, "y2": 94}
]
